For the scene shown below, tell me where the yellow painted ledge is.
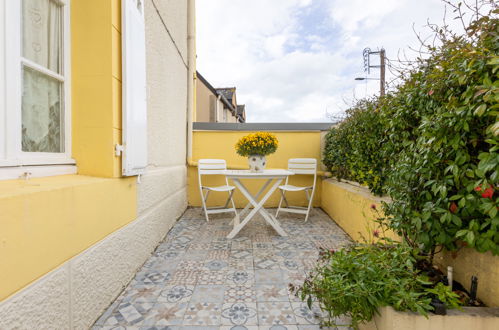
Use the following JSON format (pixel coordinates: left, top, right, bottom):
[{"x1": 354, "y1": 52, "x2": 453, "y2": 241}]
[
  {"x1": 321, "y1": 178, "x2": 396, "y2": 242},
  {"x1": 0, "y1": 174, "x2": 136, "y2": 301}
]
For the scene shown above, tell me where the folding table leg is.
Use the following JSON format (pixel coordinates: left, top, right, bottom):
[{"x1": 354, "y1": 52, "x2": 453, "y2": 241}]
[
  {"x1": 229, "y1": 178, "x2": 272, "y2": 225},
  {"x1": 227, "y1": 179, "x2": 287, "y2": 239},
  {"x1": 227, "y1": 179, "x2": 282, "y2": 239}
]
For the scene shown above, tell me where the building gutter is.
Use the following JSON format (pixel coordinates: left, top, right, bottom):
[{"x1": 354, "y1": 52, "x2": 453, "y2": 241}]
[{"x1": 186, "y1": 0, "x2": 196, "y2": 162}]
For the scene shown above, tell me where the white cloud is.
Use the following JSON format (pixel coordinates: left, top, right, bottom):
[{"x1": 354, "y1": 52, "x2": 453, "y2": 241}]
[{"x1": 196, "y1": 0, "x2": 478, "y2": 122}]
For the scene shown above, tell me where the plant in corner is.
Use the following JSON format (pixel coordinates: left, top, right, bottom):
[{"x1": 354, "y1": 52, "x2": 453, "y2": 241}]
[
  {"x1": 292, "y1": 242, "x2": 434, "y2": 329},
  {"x1": 235, "y1": 132, "x2": 278, "y2": 172}
]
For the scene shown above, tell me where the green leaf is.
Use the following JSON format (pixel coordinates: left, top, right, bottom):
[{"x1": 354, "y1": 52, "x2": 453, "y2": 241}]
[
  {"x1": 466, "y1": 231, "x2": 475, "y2": 244},
  {"x1": 474, "y1": 104, "x2": 487, "y2": 116}
]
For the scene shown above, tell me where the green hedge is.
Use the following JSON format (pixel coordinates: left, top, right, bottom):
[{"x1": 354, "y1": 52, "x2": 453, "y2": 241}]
[
  {"x1": 323, "y1": 99, "x2": 386, "y2": 195},
  {"x1": 323, "y1": 11, "x2": 499, "y2": 256}
]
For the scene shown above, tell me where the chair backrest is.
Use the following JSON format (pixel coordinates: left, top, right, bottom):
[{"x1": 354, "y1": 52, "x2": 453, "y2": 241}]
[
  {"x1": 198, "y1": 159, "x2": 227, "y2": 175},
  {"x1": 287, "y1": 158, "x2": 317, "y2": 175}
]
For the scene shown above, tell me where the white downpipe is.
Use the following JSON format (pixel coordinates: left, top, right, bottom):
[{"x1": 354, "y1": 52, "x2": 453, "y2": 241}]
[
  {"x1": 186, "y1": 0, "x2": 196, "y2": 162},
  {"x1": 216, "y1": 94, "x2": 222, "y2": 122}
]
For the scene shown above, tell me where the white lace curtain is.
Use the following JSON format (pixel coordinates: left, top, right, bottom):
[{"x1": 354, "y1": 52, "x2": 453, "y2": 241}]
[{"x1": 21, "y1": 0, "x2": 63, "y2": 153}]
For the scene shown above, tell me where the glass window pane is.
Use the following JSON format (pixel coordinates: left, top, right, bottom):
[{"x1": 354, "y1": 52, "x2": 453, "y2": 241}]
[
  {"x1": 22, "y1": 0, "x2": 62, "y2": 73},
  {"x1": 22, "y1": 66, "x2": 64, "y2": 153}
]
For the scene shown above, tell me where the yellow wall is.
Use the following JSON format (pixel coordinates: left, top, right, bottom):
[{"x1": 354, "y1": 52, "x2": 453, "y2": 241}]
[
  {"x1": 322, "y1": 179, "x2": 498, "y2": 307},
  {"x1": 188, "y1": 130, "x2": 323, "y2": 208},
  {"x1": 435, "y1": 249, "x2": 499, "y2": 307},
  {"x1": 0, "y1": 0, "x2": 138, "y2": 301},
  {"x1": 321, "y1": 179, "x2": 397, "y2": 242},
  {"x1": 72, "y1": 0, "x2": 122, "y2": 178},
  {"x1": 0, "y1": 175, "x2": 136, "y2": 300}
]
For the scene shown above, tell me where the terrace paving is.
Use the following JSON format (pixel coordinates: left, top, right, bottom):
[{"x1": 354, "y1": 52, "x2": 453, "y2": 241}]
[{"x1": 93, "y1": 208, "x2": 353, "y2": 330}]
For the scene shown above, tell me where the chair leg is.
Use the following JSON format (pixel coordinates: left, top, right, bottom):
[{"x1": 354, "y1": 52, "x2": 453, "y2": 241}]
[
  {"x1": 229, "y1": 190, "x2": 238, "y2": 217},
  {"x1": 201, "y1": 190, "x2": 210, "y2": 222},
  {"x1": 304, "y1": 189, "x2": 314, "y2": 222},
  {"x1": 275, "y1": 189, "x2": 284, "y2": 218}
]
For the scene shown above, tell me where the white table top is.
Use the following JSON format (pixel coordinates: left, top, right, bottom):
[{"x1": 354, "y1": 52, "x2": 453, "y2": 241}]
[{"x1": 223, "y1": 169, "x2": 294, "y2": 178}]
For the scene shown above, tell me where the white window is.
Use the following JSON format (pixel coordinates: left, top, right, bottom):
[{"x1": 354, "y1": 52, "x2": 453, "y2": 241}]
[{"x1": 0, "y1": 0, "x2": 75, "y2": 180}]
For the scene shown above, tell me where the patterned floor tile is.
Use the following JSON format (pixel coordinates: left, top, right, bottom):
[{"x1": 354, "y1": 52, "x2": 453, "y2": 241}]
[
  {"x1": 210, "y1": 241, "x2": 232, "y2": 250},
  {"x1": 121, "y1": 285, "x2": 163, "y2": 303},
  {"x1": 182, "y1": 250, "x2": 209, "y2": 260},
  {"x1": 103, "y1": 301, "x2": 155, "y2": 326},
  {"x1": 188, "y1": 242, "x2": 212, "y2": 250},
  {"x1": 296, "y1": 325, "x2": 322, "y2": 329},
  {"x1": 272, "y1": 241, "x2": 296, "y2": 250},
  {"x1": 254, "y1": 269, "x2": 288, "y2": 284},
  {"x1": 274, "y1": 250, "x2": 299, "y2": 259},
  {"x1": 259, "y1": 326, "x2": 299, "y2": 330},
  {"x1": 93, "y1": 326, "x2": 141, "y2": 330},
  {"x1": 221, "y1": 302, "x2": 258, "y2": 326},
  {"x1": 190, "y1": 285, "x2": 226, "y2": 303},
  {"x1": 133, "y1": 271, "x2": 171, "y2": 286},
  {"x1": 256, "y1": 284, "x2": 289, "y2": 302},
  {"x1": 291, "y1": 302, "x2": 323, "y2": 325},
  {"x1": 257, "y1": 301, "x2": 296, "y2": 325},
  {"x1": 203, "y1": 259, "x2": 229, "y2": 271},
  {"x1": 142, "y1": 302, "x2": 187, "y2": 326},
  {"x1": 153, "y1": 249, "x2": 184, "y2": 260},
  {"x1": 93, "y1": 208, "x2": 354, "y2": 330},
  {"x1": 226, "y1": 270, "x2": 255, "y2": 286},
  {"x1": 300, "y1": 259, "x2": 317, "y2": 271},
  {"x1": 168, "y1": 270, "x2": 198, "y2": 286},
  {"x1": 252, "y1": 235, "x2": 272, "y2": 243},
  {"x1": 142, "y1": 258, "x2": 180, "y2": 273},
  {"x1": 197, "y1": 270, "x2": 227, "y2": 285},
  {"x1": 224, "y1": 285, "x2": 257, "y2": 303},
  {"x1": 254, "y1": 257, "x2": 280, "y2": 270},
  {"x1": 183, "y1": 302, "x2": 222, "y2": 326},
  {"x1": 231, "y1": 249, "x2": 253, "y2": 259},
  {"x1": 279, "y1": 259, "x2": 303, "y2": 271},
  {"x1": 229, "y1": 258, "x2": 254, "y2": 270},
  {"x1": 158, "y1": 285, "x2": 194, "y2": 303},
  {"x1": 232, "y1": 240, "x2": 253, "y2": 250},
  {"x1": 207, "y1": 249, "x2": 231, "y2": 260},
  {"x1": 177, "y1": 260, "x2": 204, "y2": 271}
]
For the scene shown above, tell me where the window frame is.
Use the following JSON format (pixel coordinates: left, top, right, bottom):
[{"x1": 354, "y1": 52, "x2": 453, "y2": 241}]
[{"x1": 1, "y1": 0, "x2": 75, "y2": 179}]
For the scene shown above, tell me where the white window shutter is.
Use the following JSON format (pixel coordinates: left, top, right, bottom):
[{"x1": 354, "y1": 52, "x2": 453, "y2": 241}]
[{"x1": 122, "y1": 0, "x2": 147, "y2": 176}]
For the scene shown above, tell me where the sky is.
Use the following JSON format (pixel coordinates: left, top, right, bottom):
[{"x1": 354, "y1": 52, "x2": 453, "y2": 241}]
[{"x1": 196, "y1": 0, "x2": 470, "y2": 122}]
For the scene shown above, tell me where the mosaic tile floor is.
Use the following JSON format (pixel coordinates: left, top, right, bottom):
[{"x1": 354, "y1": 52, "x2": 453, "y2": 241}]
[{"x1": 93, "y1": 208, "x2": 353, "y2": 330}]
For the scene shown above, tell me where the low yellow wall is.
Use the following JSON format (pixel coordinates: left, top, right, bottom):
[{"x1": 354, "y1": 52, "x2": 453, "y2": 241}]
[
  {"x1": 188, "y1": 130, "x2": 323, "y2": 208},
  {"x1": 321, "y1": 179, "x2": 396, "y2": 242},
  {"x1": 321, "y1": 179, "x2": 499, "y2": 307},
  {"x1": 359, "y1": 306, "x2": 499, "y2": 330},
  {"x1": 436, "y1": 249, "x2": 499, "y2": 307},
  {"x1": 0, "y1": 175, "x2": 136, "y2": 300}
]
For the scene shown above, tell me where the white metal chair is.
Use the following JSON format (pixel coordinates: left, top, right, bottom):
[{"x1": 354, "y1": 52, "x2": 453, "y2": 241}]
[
  {"x1": 275, "y1": 158, "x2": 317, "y2": 222},
  {"x1": 198, "y1": 159, "x2": 237, "y2": 222}
]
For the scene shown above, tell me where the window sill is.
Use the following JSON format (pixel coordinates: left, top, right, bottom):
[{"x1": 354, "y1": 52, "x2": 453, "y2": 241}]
[{"x1": 0, "y1": 164, "x2": 77, "y2": 181}]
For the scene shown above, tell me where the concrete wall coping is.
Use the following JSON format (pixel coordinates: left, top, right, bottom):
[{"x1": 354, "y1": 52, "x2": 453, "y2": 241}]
[
  {"x1": 193, "y1": 122, "x2": 333, "y2": 131},
  {"x1": 324, "y1": 178, "x2": 391, "y2": 203}
]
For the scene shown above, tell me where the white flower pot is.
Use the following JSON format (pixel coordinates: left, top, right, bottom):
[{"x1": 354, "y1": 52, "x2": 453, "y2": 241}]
[{"x1": 248, "y1": 155, "x2": 266, "y2": 173}]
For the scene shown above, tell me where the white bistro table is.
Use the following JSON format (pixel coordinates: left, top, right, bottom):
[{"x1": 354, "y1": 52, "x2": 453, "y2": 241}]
[{"x1": 224, "y1": 169, "x2": 294, "y2": 239}]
